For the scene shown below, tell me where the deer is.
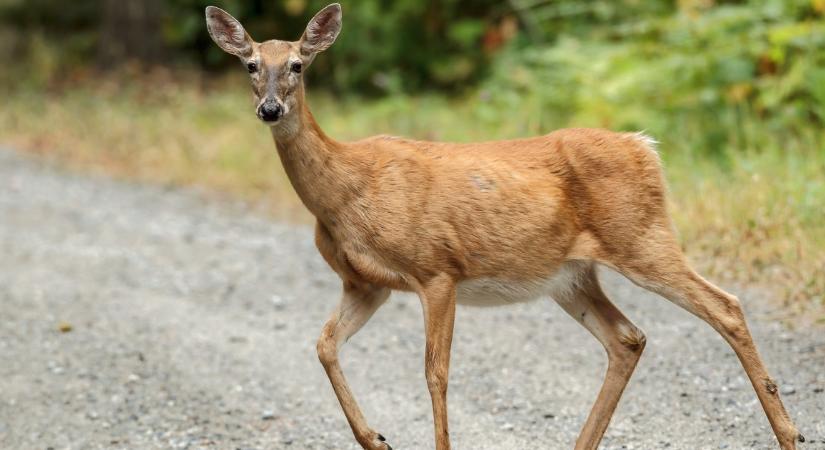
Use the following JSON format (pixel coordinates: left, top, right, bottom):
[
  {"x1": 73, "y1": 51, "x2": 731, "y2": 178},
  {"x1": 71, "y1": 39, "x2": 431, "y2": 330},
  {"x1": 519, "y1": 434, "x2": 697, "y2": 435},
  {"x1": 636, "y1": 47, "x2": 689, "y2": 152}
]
[{"x1": 205, "y1": 4, "x2": 803, "y2": 450}]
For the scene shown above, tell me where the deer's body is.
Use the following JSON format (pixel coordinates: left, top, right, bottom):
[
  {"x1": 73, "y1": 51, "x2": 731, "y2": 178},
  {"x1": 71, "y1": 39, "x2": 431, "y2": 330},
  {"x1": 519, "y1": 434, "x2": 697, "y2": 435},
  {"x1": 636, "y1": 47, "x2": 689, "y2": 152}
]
[
  {"x1": 284, "y1": 113, "x2": 666, "y2": 295},
  {"x1": 206, "y1": 4, "x2": 802, "y2": 450}
]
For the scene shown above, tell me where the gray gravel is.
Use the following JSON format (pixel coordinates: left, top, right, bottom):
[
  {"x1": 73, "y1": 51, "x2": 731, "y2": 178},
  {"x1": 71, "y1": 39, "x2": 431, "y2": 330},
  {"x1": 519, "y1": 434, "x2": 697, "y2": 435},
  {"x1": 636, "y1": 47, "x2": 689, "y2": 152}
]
[{"x1": 0, "y1": 148, "x2": 823, "y2": 450}]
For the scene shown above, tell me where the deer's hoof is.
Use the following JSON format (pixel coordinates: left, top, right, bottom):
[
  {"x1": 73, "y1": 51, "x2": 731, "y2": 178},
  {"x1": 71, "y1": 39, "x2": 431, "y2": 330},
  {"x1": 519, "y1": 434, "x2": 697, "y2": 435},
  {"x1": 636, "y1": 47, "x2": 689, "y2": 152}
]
[{"x1": 376, "y1": 433, "x2": 392, "y2": 450}]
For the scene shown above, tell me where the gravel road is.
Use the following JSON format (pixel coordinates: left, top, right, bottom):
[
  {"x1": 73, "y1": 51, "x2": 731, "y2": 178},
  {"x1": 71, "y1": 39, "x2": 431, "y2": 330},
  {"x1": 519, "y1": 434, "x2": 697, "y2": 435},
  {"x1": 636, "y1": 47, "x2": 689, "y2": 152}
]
[{"x1": 0, "y1": 148, "x2": 823, "y2": 450}]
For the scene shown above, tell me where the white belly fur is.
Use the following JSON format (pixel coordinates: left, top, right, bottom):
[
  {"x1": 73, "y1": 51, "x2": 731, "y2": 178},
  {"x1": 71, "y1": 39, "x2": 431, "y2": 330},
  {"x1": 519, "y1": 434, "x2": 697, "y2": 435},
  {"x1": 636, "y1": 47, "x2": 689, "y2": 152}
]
[{"x1": 455, "y1": 261, "x2": 587, "y2": 307}]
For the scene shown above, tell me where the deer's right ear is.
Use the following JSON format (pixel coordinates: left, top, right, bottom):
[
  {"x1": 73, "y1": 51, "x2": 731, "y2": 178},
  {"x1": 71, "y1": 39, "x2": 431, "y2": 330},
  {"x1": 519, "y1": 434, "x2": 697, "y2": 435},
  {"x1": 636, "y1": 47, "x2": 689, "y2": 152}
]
[{"x1": 205, "y1": 6, "x2": 253, "y2": 58}]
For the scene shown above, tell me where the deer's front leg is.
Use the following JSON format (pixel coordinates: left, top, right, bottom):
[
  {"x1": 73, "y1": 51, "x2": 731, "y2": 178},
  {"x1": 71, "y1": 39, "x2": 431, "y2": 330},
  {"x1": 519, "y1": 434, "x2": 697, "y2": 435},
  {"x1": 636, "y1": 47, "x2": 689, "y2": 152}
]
[
  {"x1": 418, "y1": 275, "x2": 457, "y2": 450},
  {"x1": 317, "y1": 282, "x2": 392, "y2": 450}
]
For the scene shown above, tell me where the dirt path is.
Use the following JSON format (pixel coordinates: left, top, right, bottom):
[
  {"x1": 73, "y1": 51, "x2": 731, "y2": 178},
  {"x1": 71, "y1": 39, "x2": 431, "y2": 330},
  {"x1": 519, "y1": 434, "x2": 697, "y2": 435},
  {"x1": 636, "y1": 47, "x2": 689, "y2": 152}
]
[{"x1": 0, "y1": 149, "x2": 822, "y2": 450}]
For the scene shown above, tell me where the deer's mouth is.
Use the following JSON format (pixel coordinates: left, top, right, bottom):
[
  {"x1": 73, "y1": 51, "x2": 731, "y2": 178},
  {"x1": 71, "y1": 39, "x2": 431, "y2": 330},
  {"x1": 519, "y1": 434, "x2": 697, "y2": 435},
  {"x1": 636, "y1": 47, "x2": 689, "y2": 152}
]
[{"x1": 258, "y1": 117, "x2": 280, "y2": 125}]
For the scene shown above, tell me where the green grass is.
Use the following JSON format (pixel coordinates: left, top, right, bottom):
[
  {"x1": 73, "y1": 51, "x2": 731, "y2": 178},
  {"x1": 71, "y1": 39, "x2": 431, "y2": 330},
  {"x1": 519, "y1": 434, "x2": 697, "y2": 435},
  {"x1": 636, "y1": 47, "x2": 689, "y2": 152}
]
[{"x1": 1, "y1": 75, "x2": 823, "y2": 311}]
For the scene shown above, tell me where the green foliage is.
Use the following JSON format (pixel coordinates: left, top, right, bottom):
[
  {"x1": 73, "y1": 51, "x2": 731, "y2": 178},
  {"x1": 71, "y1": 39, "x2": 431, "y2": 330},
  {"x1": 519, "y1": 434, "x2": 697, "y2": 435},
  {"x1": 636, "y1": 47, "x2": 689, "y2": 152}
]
[
  {"x1": 197, "y1": 0, "x2": 512, "y2": 91},
  {"x1": 482, "y1": 0, "x2": 825, "y2": 159},
  {"x1": 0, "y1": 0, "x2": 508, "y2": 92}
]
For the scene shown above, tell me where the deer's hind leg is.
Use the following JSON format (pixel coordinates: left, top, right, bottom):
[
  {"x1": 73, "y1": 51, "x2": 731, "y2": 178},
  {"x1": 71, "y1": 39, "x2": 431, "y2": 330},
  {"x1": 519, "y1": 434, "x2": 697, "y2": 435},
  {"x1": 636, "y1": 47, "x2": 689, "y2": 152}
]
[
  {"x1": 603, "y1": 227, "x2": 802, "y2": 450},
  {"x1": 550, "y1": 262, "x2": 647, "y2": 450}
]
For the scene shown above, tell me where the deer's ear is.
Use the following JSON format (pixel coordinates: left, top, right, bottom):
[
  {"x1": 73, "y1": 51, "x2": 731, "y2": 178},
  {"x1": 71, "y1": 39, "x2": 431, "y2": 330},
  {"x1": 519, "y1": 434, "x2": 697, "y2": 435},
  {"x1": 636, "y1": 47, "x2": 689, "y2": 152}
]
[
  {"x1": 206, "y1": 6, "x2": 253, "y2": 58},
  {"x1": 300, "y1": 3, "x2": 342, "y2": 57}
]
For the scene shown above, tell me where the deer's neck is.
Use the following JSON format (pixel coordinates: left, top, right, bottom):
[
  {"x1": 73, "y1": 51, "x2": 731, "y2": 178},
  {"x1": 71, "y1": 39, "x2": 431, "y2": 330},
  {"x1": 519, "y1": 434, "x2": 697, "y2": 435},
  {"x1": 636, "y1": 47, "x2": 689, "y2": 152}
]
[{"x1": 271, "y1": 103, "x2": 363, "y2": 221}]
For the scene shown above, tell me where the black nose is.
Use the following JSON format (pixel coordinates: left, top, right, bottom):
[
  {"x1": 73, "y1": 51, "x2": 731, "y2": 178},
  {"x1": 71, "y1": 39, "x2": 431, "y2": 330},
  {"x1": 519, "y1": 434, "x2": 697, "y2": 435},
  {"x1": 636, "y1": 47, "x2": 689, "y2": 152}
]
[{"x1": 259, "y1": 102, "x2": 282, "y2": 122}]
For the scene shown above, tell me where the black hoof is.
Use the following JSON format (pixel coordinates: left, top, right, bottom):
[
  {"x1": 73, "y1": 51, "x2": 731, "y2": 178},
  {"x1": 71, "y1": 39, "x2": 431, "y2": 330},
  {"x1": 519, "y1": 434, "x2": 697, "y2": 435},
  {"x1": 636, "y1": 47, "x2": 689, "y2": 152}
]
[
  {"x1": 798, "y1": 433, "x2": 806, "y2": 443},
  {"x1": 375, "y1": 433, "x2": 392, "y2": 449}
]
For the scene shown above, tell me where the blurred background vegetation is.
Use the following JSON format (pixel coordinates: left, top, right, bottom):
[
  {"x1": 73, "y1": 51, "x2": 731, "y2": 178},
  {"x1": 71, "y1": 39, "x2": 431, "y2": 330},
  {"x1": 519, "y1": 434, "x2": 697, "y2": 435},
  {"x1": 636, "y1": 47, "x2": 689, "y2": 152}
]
[{"x1": 0, "y1": 0, "x2": 823, "y2": 313}]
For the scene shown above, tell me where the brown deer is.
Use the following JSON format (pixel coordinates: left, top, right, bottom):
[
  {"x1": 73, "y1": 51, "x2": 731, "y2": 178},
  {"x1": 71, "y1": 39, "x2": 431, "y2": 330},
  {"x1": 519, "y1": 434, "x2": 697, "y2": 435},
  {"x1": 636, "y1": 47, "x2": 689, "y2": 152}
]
[{"x1": 205, "y1": 4, "x2": 802, "y2": 449}]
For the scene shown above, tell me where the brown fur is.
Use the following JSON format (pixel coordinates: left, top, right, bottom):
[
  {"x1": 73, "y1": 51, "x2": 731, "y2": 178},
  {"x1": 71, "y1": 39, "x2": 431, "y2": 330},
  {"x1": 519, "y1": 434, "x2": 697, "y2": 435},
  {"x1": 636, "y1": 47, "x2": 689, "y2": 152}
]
[{"x1": 206, "y1": 4, "x2": 801, "y2": 450}]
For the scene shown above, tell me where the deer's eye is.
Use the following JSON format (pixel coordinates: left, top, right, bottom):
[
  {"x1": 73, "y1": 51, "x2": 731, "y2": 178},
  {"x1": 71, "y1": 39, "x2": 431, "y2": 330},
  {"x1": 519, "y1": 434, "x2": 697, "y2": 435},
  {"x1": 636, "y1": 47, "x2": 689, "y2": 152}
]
[
  {"x1": 247, "y1": 62, "x2": 258, "y2": 73},
  {"x1": 291, "y1": 62, "x2": 302, "y2": 74}
]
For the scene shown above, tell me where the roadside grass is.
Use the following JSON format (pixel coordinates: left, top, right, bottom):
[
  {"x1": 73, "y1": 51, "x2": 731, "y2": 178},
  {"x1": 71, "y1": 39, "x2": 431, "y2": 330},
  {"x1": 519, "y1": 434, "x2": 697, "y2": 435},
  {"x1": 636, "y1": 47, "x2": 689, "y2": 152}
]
[{"x1": 1, "y1": 75, "x2": 822, "y2": 315}]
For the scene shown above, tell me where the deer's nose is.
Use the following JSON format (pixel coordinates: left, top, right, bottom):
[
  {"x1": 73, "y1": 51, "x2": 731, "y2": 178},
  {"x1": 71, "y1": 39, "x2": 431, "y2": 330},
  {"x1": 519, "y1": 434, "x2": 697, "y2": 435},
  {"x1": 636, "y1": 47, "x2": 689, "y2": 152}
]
[{"x1": 259, "y1": 102, "x2": 283, "y2": 122}]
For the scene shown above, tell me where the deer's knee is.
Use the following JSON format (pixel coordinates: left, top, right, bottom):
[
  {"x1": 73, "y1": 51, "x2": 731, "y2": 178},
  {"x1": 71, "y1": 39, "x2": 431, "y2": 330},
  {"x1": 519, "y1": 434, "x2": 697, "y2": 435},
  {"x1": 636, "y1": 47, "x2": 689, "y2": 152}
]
[
  {"x1": 620, "y1": 324, "x2": 647, "y2": 353},
  {"x1": 426, "y1": 372, "x2": 448, "y2": 395},
  {"x1": 712, "y1": 294, "x2": 749, "y2": 342},
  {"x1": 425, "y1": 362, "x2": 449, "y2": 394},
  {"x1": 316, "y1": 332, "x2": 337, "y2": 367},
  {"x1": 613, "y1": 322, "x2": 646, "y2": 357}
]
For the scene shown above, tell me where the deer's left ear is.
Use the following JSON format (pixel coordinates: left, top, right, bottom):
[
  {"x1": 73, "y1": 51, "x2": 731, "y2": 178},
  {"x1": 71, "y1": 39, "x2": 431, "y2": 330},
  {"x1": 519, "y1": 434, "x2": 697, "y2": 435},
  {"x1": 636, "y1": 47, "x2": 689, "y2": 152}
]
[
  {"x1": 300, "y1": 3, "x2": 342, "y2": 57},
  {"x1": 205, "y1": 6, "x2": 254, "y2": 58}
]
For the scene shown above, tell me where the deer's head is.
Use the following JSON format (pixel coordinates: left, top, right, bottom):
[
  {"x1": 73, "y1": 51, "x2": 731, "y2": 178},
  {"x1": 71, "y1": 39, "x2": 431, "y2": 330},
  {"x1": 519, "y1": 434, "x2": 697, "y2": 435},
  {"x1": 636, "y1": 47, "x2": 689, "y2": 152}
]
[{"x1": 205, "y1": 3, "x2": 341, "y2": 128}]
